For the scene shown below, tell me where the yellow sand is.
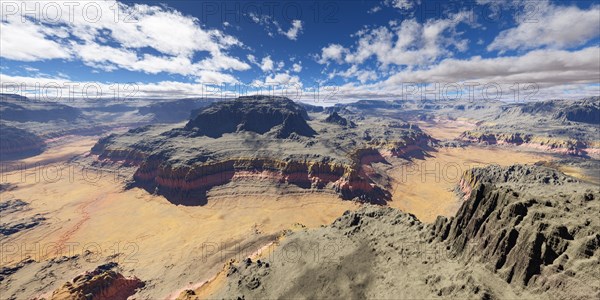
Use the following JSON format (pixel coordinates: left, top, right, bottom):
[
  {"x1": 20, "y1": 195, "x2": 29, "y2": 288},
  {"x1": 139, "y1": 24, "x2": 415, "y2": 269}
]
[
  {"x1": 382, "y1": 119, "x2": 553, "y2": 223},
  {"x1": 0, "y1": 138, "x2": 358, "y2": 298}
]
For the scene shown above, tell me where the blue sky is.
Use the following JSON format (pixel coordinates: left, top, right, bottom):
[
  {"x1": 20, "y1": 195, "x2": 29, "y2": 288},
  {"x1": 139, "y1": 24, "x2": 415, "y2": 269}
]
[{"x1": 0, "y1": 0, "x2": 599, "y2": 103}]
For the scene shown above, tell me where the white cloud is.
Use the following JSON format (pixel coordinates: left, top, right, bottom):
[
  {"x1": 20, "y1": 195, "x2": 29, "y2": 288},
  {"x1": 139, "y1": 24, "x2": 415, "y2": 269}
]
[
  {"x1": 331, "y1": 65, "x2": 378, "y2": 84},
  {"x1": 248, "y1": 13, "x2": 303, "y2": 41},
  {"x1": 318, "y1": 12, "x2": 471, "y2": 71},
  {"x1": 24, "y1": 66, "x2": 40, "y2": 72},
  {"x1": 247, "y1": 54, "x2": 257, "y2": 65},
  {"x1": 368, "y1": 6, "x2": 382, "y2": 14},
  {"x1": 292, "y1": 62, "x2": 303, "y2": 73},
  {"x1": 2, "y1": 46, "x2": 598, "y2": 102},
  {"x1": 318, "y1": 46, "x2": 600, "y2": 101},
  {"x1": 318, "y1": 44, "x2": 346, "y2": 64},
  {"x1": 0, "y1": 1, "x2": 248, "y2": 82},
  {"x1": 278, "y1": 20, "x2": 303, "y2": 40},
  {"x1": 383, "y1": 47, "x2": 600, "y2": 86},
  {"x1": 385, "y1": 0, "x2": 418, "y2": 10},
  {"x1": 260, "y1": 56, "x2": 274, "y2": 72},
  {"x1": 265, "y1": 73, "x2": 301, "y2": 85},
  {"x1": 0, "y1": 18, "x2": 70, "y2": 61},
  {"x1": 488, "y1": 4, "x2": 600, "y2": 52},
  {"x1": 277, "y1": 61, "x2": 285, "y2": 70}
]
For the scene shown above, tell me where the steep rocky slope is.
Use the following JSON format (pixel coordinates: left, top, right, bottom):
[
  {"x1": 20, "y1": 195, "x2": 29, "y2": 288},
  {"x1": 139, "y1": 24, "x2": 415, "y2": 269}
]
[
  {"x1": 0, "y1": 124, "x2": 46, "y2": 160},
  {"x1": 0, "y1": 94, "x2": 82, "y2": 122},
  {"x1": 201, "y1": 165, "x2": 599, "y2": 299},
  {"x1": 91, "y1": 96, "x2": 433, "y2": 205},
  {"x1": 183, "y1": 95, "x2": 316, "y2": 138}
]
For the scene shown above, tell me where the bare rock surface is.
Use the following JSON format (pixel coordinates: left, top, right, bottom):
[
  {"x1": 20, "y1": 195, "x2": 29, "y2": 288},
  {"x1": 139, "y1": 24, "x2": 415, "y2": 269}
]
[
  {"x1": 48, "y1": 262, "x2": 144, "y2": 300},
  {"x1": 91, "y1": 96, "x2": 432, "y2": 205},
  {"x1": 0, "y1": 124, "x2": 46, "y2": 160},
  {"x1": 209, "y1": 165, "x2": 599, "y2": 299}
]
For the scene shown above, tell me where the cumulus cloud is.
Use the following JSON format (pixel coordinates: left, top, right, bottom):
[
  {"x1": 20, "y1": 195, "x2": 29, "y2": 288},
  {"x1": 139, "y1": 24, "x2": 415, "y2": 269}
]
[
  {"x1": 385, "y1": 0, "x2": 419, "y2": 10},
  {"x1": 0, "y1": 0, "x2": 248, "y2": 83},
  {"x1": 260, "y1": 56, "x2": 274, "y2": 72},
  {"x1": 292, "y1": 62, "x2": 303, "y2": 73},
  {"x1": 264, "y1": 73, "x2": 302, "y2": 85},
  {"x1": 278, "y1": 20, "x2": 303, "y2": 40},
  {"x1": 318, "y1": 12, "x2": 471, "y2": 71},
  {"x1": 3, "y1": 46, "x2": 598, "y2": 102},
  {"x1": 322, "y1": 46, "x2": 600, "y2": 102},
  {"x1": 318, "y1": 44, "x2": 346, "y2": 64},
  {"x1": 488, "y1": 4, "x2": 600, "y2": 52},
  {"x1": 331, "y1": 65, "x2": 378, "y2": 84}
]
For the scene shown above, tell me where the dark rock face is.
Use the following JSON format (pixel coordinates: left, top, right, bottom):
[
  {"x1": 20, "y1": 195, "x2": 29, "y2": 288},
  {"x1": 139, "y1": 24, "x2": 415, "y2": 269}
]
[
  {"x1": 183, "y1": 96, "x2": 316, "y2": 138},
  {"x1": 0, "y1": 215, "x2": 46, "y2": 236},
  {"x1": 434, "y1": 165, "x2": 599, "y2": 292},
  {"x1": 325, "y1": 112, "x2": 356, "y2": 127},
  {"x1": 0, "y1": 93, "x2": 82, "y2": 122},
  {"x1": 0, "y1": 198, "x2": 46, "y2": 236},
  {"x1": 554, "y1": 98, "x2": 600, "y2": 124},
  {"x1": 0, "y1": 124, "x2": 46, "y2": 160}
]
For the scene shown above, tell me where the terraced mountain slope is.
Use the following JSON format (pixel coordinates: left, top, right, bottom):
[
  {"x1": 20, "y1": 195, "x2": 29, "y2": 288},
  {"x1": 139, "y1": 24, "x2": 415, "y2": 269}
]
[{"x1": 91, "y1": 96, "x2": 433, "y2": 205}]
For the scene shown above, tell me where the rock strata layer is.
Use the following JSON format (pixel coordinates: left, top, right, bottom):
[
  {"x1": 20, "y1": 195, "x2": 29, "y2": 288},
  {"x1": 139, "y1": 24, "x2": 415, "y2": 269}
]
[{"x1": 92, "y1": 96, "x2": 432, "y2": 205}]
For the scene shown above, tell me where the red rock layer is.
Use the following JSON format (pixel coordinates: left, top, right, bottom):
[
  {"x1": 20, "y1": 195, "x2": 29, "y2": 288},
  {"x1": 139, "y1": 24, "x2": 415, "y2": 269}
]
[
  {"x1": 95, "y1": 138, "x2": 430, "y2": 202},
  {"x1": 50, "y1": 268, "x2": 143, "y2": 300}
]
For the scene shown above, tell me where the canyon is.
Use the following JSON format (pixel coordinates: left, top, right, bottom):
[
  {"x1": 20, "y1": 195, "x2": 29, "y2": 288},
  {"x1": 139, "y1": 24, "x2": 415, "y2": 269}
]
[{"x1": 1, "y1": 94, "x2": 598, "y2": 299}]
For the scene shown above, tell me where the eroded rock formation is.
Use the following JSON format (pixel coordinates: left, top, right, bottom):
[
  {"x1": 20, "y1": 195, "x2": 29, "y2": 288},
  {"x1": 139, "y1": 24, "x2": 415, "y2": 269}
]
[
  {"x1": 206, "y1": 165, "x2": 599, "y2": 299},
  {"x1": 92, "y1": 96, "x2": 432, "y2": 205},
  {"x1": 433, "y1": 165, "x2": 600, "y2": 295},
  {"x1": 49, "y1": 263, "x2": 144, "y2": 300},
  {"x1": 183, "y1": 96, "x2": 316, "y2": 138}
]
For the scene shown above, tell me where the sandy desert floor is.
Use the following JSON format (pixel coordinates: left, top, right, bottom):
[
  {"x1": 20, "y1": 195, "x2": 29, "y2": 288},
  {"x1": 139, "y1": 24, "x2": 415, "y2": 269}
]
[
  {"x1": 388, "y1": 146, "x2": 551, "y2": 223},
  {"x1": 387, "y1": 119, "x2": 552, "y2": 223},
  {"x1": 0, "y1": 137, "x2": 358, "y2": 298}
]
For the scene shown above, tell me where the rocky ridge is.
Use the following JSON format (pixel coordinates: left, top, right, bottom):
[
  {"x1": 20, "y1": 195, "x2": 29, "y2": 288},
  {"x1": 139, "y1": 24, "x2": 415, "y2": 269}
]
[{"x1": 203, "y1": 164, "x2": 599, "y2": 299}]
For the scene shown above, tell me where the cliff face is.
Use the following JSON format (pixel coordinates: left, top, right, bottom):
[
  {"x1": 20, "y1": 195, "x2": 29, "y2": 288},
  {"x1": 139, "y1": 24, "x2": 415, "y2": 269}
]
[
  {"x1": 130, "y1": 151, "x2": 396, "y2": 205},
  {"x1": 324, "y1": 112, "x2": 356, "y2": 127},
  {"x1": 91, "y1": 96, "x2": 433, "y2": 205},
  {"x1": 183, "y1": 96, "x2": 316, "y2": 138},
  {"x1": 0, "y1": 124, "x2": 46, "y2": 160},
  {"x1": 433, "y1": 165, "x2": 599, "y2": 292},
  {"x1": 0, "y1": 93, "x2": 82, "y2": 122},
  {"x1": 460, "y1": 131, "x2": 599, "y2": 157},
  {"x1": 554, "y1": 100, "x2": 600, "y2": 124},
  {"x1": 94, "y1": 136, "x2": 430, "y2": 205}
]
